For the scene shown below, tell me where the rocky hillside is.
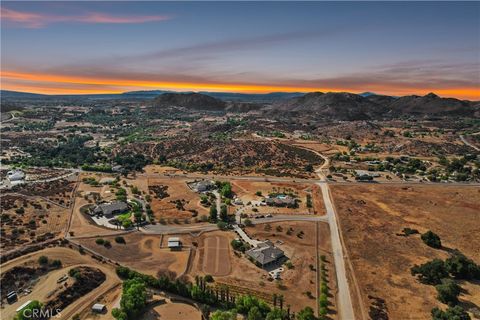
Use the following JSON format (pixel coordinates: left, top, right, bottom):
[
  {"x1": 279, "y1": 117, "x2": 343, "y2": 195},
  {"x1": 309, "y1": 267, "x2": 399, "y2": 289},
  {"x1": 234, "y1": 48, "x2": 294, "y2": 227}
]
[
  {"x1": 271, "y1": 92, "x2": 385, "y2": 120},
  {"x1": 153, "y1": 92, "x2": 226, "y2": 111},
  {"x1": 271, "y1": 91, "x2": 478, "y2": 120},
  {"x1": 385, "y1": 92, "x2": 475, "y2": 117}
]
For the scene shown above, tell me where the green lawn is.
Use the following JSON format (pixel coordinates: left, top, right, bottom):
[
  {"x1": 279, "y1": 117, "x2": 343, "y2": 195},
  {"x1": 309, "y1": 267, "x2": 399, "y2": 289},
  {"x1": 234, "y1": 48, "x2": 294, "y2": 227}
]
[{"x1": 116, "y1": 211, "x2": 132, "y2": 222}]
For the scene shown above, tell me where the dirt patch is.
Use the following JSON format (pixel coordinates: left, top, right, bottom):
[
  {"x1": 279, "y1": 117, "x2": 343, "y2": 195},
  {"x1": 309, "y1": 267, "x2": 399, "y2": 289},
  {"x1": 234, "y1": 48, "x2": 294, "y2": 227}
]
[
  {"x1": 331, "y1": 184, "x2": 480, "y2": 320},
  {"x1": 0, "y1": 194, "x2": 69, "y2": 253},
  {"x1": 148, "y1": 177, "x2": 208, "y2": 221},
  {"x1": 77, "y1": 233, "x2": 190, "y2": 277},
  {"x1": 201, "y1": 235, "x2": 231, "y2": 276},
  {"x1": 143, "y1": 299, "x2": 202, "y2": 320}
]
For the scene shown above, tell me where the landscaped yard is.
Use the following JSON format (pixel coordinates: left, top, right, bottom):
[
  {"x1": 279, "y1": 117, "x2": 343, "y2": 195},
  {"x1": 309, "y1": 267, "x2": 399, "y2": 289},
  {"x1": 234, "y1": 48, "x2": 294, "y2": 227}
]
[{"x1": 116, "y1": 211, "x2": 132, "y2": 223}]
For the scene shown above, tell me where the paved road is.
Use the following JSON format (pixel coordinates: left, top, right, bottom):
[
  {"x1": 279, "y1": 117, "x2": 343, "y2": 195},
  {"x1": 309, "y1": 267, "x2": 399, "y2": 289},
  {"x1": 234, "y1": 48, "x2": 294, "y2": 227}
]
[
  {"x1": 312, "y1": 150, "x2": 355, "y2": 320},
  {"x1": 460, "y1": 134, "x2": 480, "y2": 152}
]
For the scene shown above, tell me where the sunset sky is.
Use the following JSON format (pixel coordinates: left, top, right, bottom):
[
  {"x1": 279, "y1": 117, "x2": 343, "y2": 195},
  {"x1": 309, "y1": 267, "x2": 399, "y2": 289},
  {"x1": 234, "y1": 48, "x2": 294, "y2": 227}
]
[{"x1": 1, "y1": 1, "x2": 479, "y2": 99}]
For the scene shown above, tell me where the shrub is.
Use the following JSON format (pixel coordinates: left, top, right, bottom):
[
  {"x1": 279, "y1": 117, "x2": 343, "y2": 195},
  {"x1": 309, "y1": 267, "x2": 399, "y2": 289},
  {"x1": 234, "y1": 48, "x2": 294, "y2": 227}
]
[
  {"x1": 243, "y1": 219, "x2": 253, "y2": 227},
  {"x1": 403, "y1": 227, "x2": 419, "y2": 236},
  {"x1": 284, "y1": 261, "x2": 294, "y2": 269},
  {"x1": 217, "y1": 221, "x2": 228, "y2": 230},
  {"x1": 421, "y1": 230, "x2": 442, "y2": 249},
  {"x1": 50, "y1": 259, "x2": 62, "y2": 268},
  {"x1": 115, "y1": 236, "x2": 126, "y2": 244},
  {"x1": 104, "y1": 240, "x2": 111, "y2": 248},
  {"x1": 95, "y1": 238, "x2": 105, "y2": 245},
  {"x1": 204, "y1": 274, "x2": 214, "y2": 282},
  {"x1": 38, "y1": 256, "x2": 48, "y2": 265}
]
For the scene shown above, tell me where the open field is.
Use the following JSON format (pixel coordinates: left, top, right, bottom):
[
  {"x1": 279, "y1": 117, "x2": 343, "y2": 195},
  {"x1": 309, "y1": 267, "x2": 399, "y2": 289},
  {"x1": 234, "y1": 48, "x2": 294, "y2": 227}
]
[
  {"x1": 77, "y1": 233, "x2": 190, "y2": 277},
  {"x1": 331, "y1": 184, "x2": 480, "y2": 320},
  {"x1": 0, "y1": 194, "x2": 70, "y2": 253},
  {"x1": 147, "y1": 176, "x2": 209, "y2": 221},
  {"x1": 0, "y1": 246, "x2": 121, "y2": 320}
]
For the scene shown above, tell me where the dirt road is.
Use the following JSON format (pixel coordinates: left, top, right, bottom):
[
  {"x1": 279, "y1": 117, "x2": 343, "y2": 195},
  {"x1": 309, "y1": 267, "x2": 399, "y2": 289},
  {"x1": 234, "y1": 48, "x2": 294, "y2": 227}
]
[
  {"x1": 310, "y1": 148, "x2": 355, "y2": 320},
  {"x1": 460, "y1": 134, "x2": 480, "y2": 151}
]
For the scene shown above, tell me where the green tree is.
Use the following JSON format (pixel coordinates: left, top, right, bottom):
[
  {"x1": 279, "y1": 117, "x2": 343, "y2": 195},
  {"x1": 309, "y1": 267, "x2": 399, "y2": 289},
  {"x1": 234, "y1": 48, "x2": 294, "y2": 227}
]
[
  {"x1": 431, "y1": 306, "x2": 471, "y2": 320},
  {"x1": 14, "y1": 300, "x2": 43, "y2": 320},
  {"x1": 111, "y1": 308, "x2": 128, "y2": 320},
  {"x1": 118, "y1": 278, "x2": 147, "y2": 319},
  {"x1": 445, "y1": 252, "x2": 480, "y2": 280},
  {"x1": 209, "y1": 204, "x2": 218, "y2": 222},
  {"x1": 220, "y1": 204, "x2": 228, "y2": 222},
  {"x1": 236, "y1": 294, "x2": 271, "y2": 316},
  {"x1": 297, "y1": 306, "x2": 317, "y2": 320},
  {"x1": 247, "y1": 306, "x2": 263, "y2": 320},
  {"x1": 421, "y1": 230, "x2": 442, "y2": 248},
  {"x1": 436, "y1": 279, "x2": 461, "y2": 305},
  {"x1": 210, "y1": 310, "x2": 237, "y2": 320},
  {"x1": 411, "y1": 259, "x2": 449, "y2": 285},
  {"x1": 265, "y1": 308, "x2": 288, "y2": 320},
  {"x1": 319, "y1": 293, "x2": 328, "y2": 308},
  {"x1": 220, "y1": 182, "x2": 233, "y2": 198}
]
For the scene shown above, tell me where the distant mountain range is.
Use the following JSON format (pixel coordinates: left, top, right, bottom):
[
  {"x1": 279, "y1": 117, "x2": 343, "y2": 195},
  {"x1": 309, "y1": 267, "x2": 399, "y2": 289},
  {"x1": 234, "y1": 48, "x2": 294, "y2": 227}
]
[
  {"x1": 1, "y1": 89, "x2": 478, "y2": 119},
  {"x1": 0, "y1": 89, "x2": 303, "y2": 103}
]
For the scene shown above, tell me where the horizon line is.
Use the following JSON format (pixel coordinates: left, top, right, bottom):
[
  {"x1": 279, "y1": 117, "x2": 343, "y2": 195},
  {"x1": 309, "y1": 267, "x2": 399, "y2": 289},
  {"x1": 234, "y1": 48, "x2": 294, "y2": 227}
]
[{"x1": 1, "y1": 88, "x2": 476, "y2": 101}]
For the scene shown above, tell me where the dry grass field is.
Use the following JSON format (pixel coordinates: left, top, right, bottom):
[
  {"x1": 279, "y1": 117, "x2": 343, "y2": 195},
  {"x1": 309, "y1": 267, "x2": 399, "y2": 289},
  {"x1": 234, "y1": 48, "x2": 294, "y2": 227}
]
[
  {"x1": 0, "y1": 195, "x2": 70, "y2": 253},
  {"x1": 77, "y1": 233, "x2": 190, "y2": 277},
  {"x1": 331, "y1": 184, "x2": 480, "y2": 320},
  {"x1": 147, "y1": 177, "x2": 209, "y2": 221}
]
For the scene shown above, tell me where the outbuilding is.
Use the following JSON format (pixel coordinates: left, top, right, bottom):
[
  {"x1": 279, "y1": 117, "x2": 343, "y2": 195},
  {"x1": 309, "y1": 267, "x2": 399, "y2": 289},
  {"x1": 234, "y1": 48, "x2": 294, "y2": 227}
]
[
  {"x1": 167, "y1": 237, "x2": 182, "y2": 250},
  {"x1": 92, "y1": 303, "x2": 106, "y2": 313}
]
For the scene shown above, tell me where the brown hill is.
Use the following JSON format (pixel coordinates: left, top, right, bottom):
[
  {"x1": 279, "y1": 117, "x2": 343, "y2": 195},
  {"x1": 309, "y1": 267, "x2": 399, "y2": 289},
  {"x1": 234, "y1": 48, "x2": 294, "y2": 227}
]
[
  {"x1": 270, "y1": 91, "x2": 477, "y2": 119},
  {"x1": 153, "y1": 92, "x2": 226, "y2": 111},
  {"x1": 387, "y1": 92, "x2": 474, "y2": 116},
  {"x1": 271, "y1": 91, "x2": 384, "y2": 120}
]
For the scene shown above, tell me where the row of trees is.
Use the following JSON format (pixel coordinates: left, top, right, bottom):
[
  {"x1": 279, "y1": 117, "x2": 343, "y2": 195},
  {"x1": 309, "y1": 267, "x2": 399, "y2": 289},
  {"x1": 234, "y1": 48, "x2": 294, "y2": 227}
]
[{"x1": 114, "y1": 265, "x2": 316, "y2": 320}]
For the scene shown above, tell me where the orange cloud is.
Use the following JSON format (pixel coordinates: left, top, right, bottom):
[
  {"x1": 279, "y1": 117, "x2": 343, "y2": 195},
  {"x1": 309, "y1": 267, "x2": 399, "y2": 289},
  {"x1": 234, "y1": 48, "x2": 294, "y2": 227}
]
[
  {"x1": 1, "y1": 7, "x2": 171, "y2": 28},
  {"x1": 2, "y1": 70, "x2": 479, "y2": 100}
]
